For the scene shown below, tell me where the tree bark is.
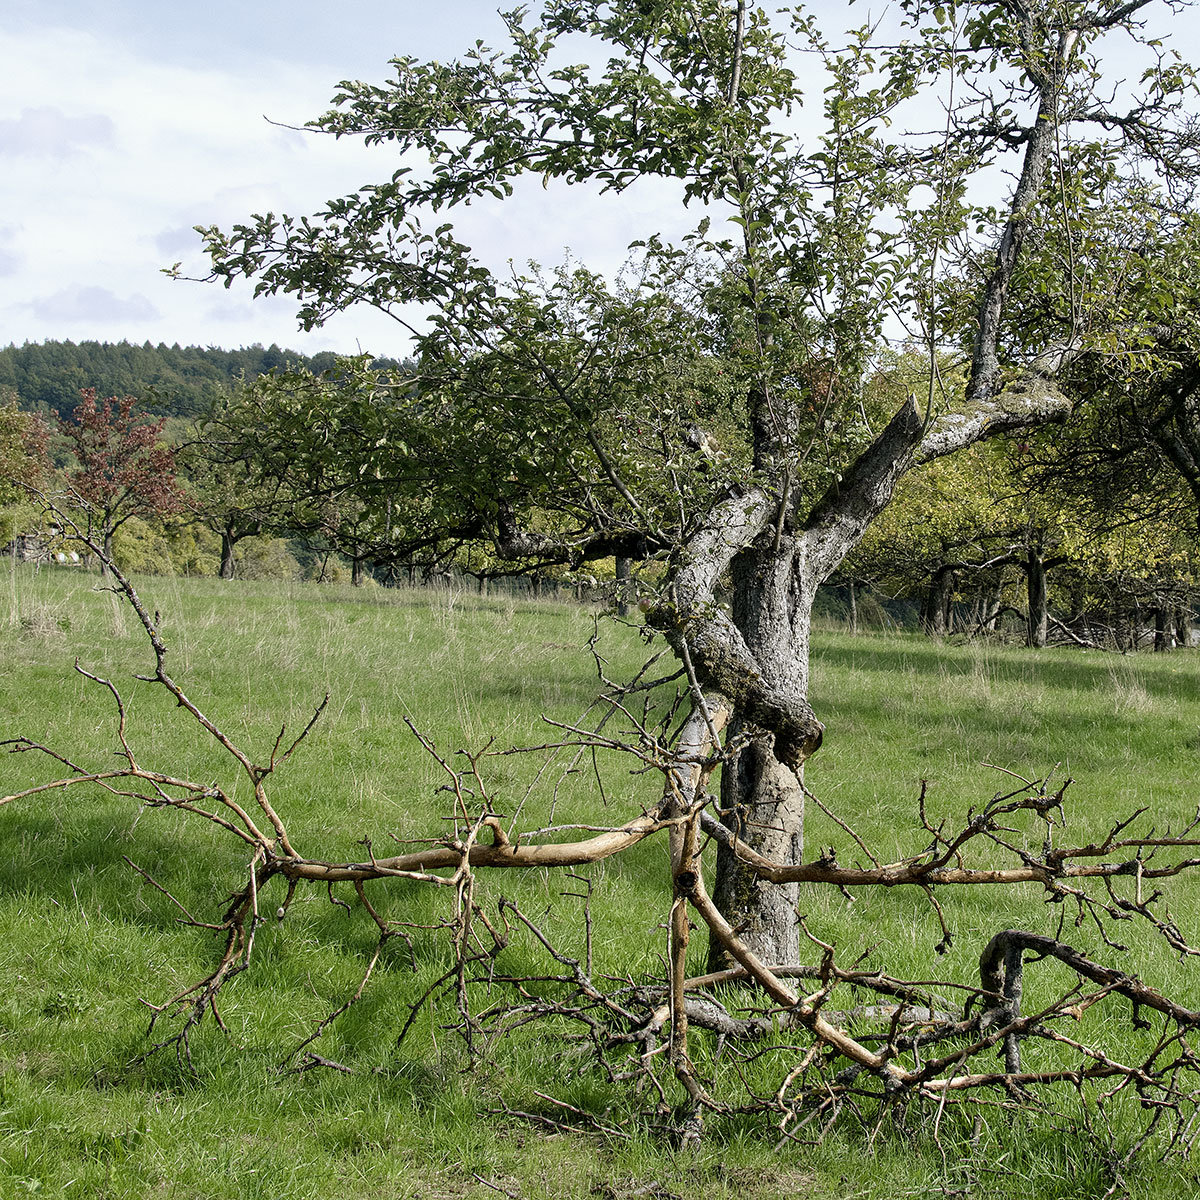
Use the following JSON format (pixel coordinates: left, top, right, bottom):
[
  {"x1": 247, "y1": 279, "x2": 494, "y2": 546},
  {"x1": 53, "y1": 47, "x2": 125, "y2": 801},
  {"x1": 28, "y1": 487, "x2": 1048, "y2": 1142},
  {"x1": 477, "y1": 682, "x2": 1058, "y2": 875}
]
[
  {"x1": 615, "y1": 555, "x2": 632, "y2": 616},
  {"x1": 1026, "y1": 549, "x2": 1048, "y2": 649},
  {"x1": 220, "y1": 529, "x2": 237, "y2": 580},
  {"x1": 983, "y1": 580, "x2": 1004, "y2": 633},
  {"x1": 1154, "y1": 603, "x2": 1171, "y2": 652},
  {"x1": 710, "y1": 540, "x2": 811, "y2": 969},
  {"x1": 692, "y1": 385, "x2": 1073, "y2": 965},
  {"x1": 922, "y1": 565, "x2": 956, "y2": 637}
]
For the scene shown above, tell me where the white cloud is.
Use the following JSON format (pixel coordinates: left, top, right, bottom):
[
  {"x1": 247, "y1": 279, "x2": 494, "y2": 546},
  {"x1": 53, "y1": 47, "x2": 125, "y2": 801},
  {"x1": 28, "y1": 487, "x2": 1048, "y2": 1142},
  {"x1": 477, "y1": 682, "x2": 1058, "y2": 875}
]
[
  {"x1": 155, "y1": 225, "x2": 204, "y2": 258},
  {"x1": 0, "y1": 2, "x2": 843, "y2": 355},
  {"x1": 0, "y1": 106, "x2": 115, "y2": 157},
  {"x1": 29, "y1": 286, "x2": 160, "y2": 324},
  {"x1": 0, "y1": 228, "x2": 21, "y2": 278},
  {"x1": 0, "y1": 8, "x2": 695, "y2": 355},
  {"x1": 205, "y1": 300, "x2": 263, "y2": 325},
  {"x1": 0, "y1": 23, "x2": 395, "y2": 350}
]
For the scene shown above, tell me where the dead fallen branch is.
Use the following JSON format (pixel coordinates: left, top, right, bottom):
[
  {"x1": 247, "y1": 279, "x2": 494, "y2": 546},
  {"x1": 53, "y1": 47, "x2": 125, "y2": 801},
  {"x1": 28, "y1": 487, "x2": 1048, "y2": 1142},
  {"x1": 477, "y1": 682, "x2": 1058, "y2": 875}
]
[{"x1": 6, "y1": 536, "x2": 1200, "y2": 1165}]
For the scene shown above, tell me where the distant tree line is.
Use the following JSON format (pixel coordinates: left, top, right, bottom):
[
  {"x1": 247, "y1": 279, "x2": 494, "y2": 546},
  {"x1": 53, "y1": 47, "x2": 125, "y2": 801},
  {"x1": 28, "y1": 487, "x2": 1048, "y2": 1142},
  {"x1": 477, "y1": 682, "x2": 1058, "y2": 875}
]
[{"x1": 0, "y1": 340, "x2": 407, "y2": 420}]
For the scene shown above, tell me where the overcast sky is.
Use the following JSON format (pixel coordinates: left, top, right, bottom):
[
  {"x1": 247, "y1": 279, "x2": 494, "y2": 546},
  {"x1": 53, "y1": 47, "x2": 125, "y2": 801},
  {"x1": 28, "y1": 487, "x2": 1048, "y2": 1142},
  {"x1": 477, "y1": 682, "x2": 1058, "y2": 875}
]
[
  {"x1": 2, "y1": 0, "x2": 765, "y2": 359},
  {"x1": 1, "y1": 2, "x2": 528, "y2": 357},
  {"x1": 2, "y1": 2, "x2": 1190, "y2": 360}
]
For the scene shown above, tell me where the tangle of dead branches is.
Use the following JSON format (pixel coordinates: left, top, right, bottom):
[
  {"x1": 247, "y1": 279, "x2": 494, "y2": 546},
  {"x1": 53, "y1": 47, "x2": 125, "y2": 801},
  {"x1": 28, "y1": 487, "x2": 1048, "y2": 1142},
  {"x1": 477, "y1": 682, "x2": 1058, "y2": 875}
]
[{"x1": 6, "y1": 524, "x2": 1200, "y2": 1179}]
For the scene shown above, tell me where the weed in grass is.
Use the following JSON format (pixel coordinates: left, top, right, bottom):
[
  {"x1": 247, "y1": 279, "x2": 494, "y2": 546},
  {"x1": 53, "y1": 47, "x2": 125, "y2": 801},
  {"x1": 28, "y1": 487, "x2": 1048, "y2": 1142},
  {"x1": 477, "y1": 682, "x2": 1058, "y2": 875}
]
[
  {"x1": 39, "y1": 990, "x2": 88, "y2": 1020},
  {"x1": 1108, "y1": 656, "x2": 1155, "y2": 714},
  {"x1": 16, "y1": 603, "x2": 71, "y2": 642}
]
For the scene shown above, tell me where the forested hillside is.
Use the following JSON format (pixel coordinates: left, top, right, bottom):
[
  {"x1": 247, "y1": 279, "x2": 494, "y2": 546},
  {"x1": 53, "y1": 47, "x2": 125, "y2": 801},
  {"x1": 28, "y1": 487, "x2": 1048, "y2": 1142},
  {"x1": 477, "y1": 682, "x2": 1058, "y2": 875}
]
[{"x1": 0, "y1": 340, "x2": 406, "y2": 419}]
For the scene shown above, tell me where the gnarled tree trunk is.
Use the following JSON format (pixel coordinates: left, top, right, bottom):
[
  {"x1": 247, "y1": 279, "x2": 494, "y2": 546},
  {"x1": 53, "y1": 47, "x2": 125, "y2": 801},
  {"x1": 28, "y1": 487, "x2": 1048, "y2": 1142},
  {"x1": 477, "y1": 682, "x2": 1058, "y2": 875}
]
[
  {"x1": 220, "y1": 528, "x2": 237, "y2": 580},
  {"x1": 922, "y1": 564, "x2": 956, "y2": 637},
  {"x1": 677, "y1": 387, "x2": 1073, "y2": 971},
  {"x1": 711, "y1": 541, "x2": 814, "y2": 968}
]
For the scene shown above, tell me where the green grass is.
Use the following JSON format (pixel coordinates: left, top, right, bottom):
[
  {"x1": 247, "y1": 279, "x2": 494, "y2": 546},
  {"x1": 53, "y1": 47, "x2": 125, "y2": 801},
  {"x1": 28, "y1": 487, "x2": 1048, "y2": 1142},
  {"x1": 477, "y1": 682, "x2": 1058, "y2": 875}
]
[{"x1": 3, "y1": 563, "x2": 1200, "y2": 1197}]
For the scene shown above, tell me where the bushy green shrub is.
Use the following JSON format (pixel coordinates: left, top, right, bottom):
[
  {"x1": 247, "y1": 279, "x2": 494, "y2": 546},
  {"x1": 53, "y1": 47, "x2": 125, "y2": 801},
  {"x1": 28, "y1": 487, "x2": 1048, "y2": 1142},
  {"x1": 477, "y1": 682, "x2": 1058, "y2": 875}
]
[
  {"x1": 112, "y1": 516, "x2": 221, "y2": 577},
  {"x1": 233, "y1": 536, "x2": 303, "y2": 581}
]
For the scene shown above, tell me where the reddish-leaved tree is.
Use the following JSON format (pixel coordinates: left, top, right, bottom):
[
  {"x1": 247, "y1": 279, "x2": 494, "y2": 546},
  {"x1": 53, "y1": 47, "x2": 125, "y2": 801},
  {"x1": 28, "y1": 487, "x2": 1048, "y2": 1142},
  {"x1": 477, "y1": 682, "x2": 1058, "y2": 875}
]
[{"x1": 60, "y1": 389, "x2": 184, "y2": 573}]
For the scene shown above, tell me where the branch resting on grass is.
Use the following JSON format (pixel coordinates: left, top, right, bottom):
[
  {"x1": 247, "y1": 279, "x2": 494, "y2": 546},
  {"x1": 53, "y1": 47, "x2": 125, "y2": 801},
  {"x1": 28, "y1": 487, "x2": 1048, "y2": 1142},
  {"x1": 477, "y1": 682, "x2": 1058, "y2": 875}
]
[{"x1": 7, "y1": 523, "x2": 1200, "y2": 1161}]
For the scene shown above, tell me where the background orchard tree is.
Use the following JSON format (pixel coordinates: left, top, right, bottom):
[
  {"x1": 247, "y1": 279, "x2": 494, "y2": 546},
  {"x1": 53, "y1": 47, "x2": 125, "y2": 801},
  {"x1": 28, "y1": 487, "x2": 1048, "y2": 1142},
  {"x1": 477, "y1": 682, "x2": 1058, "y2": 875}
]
[
  {"x1": 850, "y1": 441, "x2": 1019, "y2": 637},
  {"x1": 1024, "y1": 209, "x2": 1200, "y2": 523},
  {"x1": 988, "y1": 188, "x2": 1200, "y2": 647},
  {"x1": 0, "y1": 391, "x2": 51, "y2": 549},
  {"x1": 853, "y1": 434, "x2": 1200, "y2": 648},
  {"x1": 200, "y1": 0, "x2": 1200, "y2": 964},
  {"x1": 0, "y1": 391, "x2": 49, "y2": 504},
  {"x1": 1061, "y1": 519, "x2": 1200, "y2": 648},
  {"x1": 59, "y1": 389, "x2": 185, "y2": 574},
  {"x1": 186, "y1": 384, "x2": 315, "y2": 580}
]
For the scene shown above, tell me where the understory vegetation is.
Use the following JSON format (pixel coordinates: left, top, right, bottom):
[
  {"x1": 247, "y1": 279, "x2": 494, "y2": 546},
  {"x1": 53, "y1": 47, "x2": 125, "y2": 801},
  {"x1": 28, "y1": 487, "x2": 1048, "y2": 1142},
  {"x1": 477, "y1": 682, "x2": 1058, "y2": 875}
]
[{"x1": 4, "y1": 564, "x2": 1200, "y2": 1198}]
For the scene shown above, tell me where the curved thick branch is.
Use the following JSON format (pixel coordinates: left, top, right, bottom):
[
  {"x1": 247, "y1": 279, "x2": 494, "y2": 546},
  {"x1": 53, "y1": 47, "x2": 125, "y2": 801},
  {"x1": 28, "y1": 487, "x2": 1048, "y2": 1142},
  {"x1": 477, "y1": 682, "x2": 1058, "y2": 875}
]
[
  {"x1": 698, "y1": 808, "x2": 1200, "y2": 889},
  {"x1": 799, "y1": 371, "x2": 1071, "y2": 597},
  {"x1": 913, "y1": 372, "x2": 1074, "y2": 466},
  {"x1": 969, "y1": 29, "x2": 1076, "y2": 398},
  {"x1": 802, "y1": 396, "x2": 925, "y2": 582},
  {"x1": 979, "y1": 929, "x2": 1200, "y2": 1027},
  {"x1": 279, "y1": 805, "x2": 678, "y2": 882}
]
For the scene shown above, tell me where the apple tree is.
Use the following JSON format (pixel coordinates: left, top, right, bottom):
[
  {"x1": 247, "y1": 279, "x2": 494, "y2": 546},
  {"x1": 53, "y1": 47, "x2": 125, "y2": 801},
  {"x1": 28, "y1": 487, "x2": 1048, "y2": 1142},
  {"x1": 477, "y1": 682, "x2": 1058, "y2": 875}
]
[{"x1": 198, "y1": 0, "x2": 1199, "y2": 964}]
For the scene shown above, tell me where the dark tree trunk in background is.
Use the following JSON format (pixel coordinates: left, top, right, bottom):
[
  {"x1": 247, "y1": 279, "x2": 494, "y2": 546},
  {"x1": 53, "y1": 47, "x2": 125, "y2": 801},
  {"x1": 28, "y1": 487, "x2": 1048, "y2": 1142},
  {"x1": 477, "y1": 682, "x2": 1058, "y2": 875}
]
[
  {"x1": 615, "y1": 556, "x2": 632, "y2": 616},
  {"x1": 922, "y1": 565, "x2": 956, "y2": 637},
  {"x1": 984, "y1": 582, "x2": 1004, "y2": 633},
  {"x1": 1026, "y1": 549, "x2": 1048, "y2": 648},
  {"x1": 220, "y1": 529, "x2": 237, "y2": 580},
  {"x1": 1154, "y1": 604, "x2": 1171, "y2": 651}
]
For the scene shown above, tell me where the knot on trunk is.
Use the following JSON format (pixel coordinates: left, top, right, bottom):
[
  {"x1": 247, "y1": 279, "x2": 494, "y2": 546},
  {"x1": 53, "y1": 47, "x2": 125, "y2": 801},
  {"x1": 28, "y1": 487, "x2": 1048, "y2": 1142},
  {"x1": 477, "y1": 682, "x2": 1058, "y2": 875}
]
[
  {"x1": 648, "y1": 602, "x2": 824, "y2": 769},
  {"x1": 773, "y1": 715, "x2": 824, "y2": 769}
]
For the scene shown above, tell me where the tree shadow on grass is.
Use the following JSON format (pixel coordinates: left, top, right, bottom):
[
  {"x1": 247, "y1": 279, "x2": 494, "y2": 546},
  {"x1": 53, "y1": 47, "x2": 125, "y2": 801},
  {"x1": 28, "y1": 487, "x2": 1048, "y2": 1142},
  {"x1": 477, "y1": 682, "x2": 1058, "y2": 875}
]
[{"x1": 813, "y1": 634, "x2": 1200, "y2": 703}]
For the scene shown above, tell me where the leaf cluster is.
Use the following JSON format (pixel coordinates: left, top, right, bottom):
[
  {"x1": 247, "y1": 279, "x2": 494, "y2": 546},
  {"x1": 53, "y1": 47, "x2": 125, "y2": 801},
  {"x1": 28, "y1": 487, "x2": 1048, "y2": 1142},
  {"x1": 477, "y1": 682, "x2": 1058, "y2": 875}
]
[{"x1": 59, "y1": 390, "x2": 185, "y2": 533}]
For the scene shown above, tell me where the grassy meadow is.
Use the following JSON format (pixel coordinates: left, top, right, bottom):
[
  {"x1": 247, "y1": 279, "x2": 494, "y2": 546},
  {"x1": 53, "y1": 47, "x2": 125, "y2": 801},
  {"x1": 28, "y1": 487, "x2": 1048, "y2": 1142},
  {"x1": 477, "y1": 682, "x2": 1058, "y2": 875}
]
[{"x1": 3, "y1": 562, "x2": 1200, "y2": 1198}]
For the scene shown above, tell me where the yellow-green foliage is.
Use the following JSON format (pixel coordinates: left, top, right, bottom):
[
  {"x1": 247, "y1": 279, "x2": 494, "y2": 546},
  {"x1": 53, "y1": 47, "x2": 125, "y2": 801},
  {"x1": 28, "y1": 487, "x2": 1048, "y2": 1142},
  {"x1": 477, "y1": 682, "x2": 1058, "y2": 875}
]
[
  {"x1": 233, "y1": 535, "x2": 304, "y2": 580},
  {"x1": 112, "y1": 515, "x2": 222, "y2": 577},
  {"x1": 110, "y1": 520, "x2": 307, "y2": 581}
]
